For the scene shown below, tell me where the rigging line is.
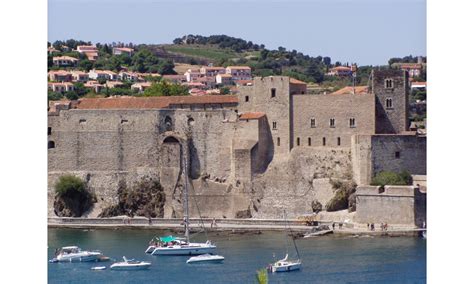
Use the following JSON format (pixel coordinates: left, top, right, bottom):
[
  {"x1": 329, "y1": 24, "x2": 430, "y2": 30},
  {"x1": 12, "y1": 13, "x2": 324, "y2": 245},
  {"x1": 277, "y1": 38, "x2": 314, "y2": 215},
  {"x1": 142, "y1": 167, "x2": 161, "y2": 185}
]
[{"x1": 285, "y1": 210, "x2": 301, "y2": 260}]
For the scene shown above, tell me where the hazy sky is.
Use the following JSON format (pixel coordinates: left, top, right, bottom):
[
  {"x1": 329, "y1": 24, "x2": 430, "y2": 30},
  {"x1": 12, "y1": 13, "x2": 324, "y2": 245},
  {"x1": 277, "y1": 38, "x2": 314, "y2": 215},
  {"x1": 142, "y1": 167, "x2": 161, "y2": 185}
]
[{"x1": 48, "y1": 0, "x2": 426, "y2": 65}]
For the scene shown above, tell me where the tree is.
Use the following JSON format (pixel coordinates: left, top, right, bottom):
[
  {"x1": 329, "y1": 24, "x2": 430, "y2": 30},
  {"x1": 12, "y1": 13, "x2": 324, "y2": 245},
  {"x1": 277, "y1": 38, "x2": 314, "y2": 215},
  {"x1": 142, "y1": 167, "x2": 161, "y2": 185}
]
[
  {"x1": 305, "y1": 63, "x2": 324, "y2": 83},
  {"x1": 323, "y1": 56, "x2": 331, "y2": 66},
  {"x1": 64, "y1": 91, "x2": 79, "y2": 100},
  {"x1": 371, "y1": 170, "x2": 412, "y2": 187},
  {"x1": 142, "y1": 80, "x2": 189, "y2": 97},
  {"x1": 55, "y1": 175, "x2": 86, "y2": 197},
  {"x1": 48, "y1": 90, "x2": 63, "y2": 101},
  {"x1": 79, "y1": 59, "x2": 93, "y2": 72}
]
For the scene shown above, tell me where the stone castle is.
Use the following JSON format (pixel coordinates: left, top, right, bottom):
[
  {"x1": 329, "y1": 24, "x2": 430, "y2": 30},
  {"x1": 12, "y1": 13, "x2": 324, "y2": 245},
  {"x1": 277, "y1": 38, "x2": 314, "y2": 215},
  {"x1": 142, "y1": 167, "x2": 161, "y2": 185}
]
[{"x1": 48, "y1": 69, "x2": 426, "y2": 222}]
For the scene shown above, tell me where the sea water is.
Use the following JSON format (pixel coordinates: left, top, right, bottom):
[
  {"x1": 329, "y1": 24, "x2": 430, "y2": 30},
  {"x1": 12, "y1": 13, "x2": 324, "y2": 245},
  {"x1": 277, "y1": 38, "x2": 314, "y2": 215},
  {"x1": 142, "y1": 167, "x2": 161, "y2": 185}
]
[{"x1": 48, "y1": 228, "x2": 426, "y2": 283}]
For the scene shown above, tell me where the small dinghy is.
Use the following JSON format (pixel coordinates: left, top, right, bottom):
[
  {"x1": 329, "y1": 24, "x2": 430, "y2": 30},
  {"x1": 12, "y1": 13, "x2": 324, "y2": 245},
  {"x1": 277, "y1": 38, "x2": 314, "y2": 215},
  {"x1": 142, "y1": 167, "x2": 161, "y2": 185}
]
[
  {"x1": 186, "y1": 254, "x2": 224, "y2": 264},
  {"x1": 91, "y1": 266, "x2": 106, "y2": 271},
  {"x1": 110, "y1": 256, "x2": 151, "y2": 270}
]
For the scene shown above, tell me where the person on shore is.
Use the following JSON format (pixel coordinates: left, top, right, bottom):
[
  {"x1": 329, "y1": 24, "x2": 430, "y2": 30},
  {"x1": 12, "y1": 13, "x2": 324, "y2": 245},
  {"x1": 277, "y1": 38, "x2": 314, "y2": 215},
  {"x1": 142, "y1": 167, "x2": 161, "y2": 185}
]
[
  {"x1": 370, "y1": 223, "x2": 374, "y2": 231},
  {"x1": 148, "y1": 217, "x2": 152, "y2": 226},
  {"x1": 211, "y1": 218, "x2": 217, "y2": 229},
  {"x1": 332, "y1": 222, "x2": 335, "y2": 230},
  {"x1": 367, "y1": 223, "x2": 370, "y2": 230}
]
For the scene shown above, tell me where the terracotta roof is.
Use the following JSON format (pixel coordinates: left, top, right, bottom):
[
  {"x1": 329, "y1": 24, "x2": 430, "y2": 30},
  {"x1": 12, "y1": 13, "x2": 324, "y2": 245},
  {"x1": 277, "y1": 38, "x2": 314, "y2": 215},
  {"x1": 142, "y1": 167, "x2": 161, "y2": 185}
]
[
  {"x1": 114, "y1": 47, "x2": 134, "y2": 52},
  {"x1": 411, "y1": 81, "x2": 427, "y2": 87},
  {"x1": 239, "y1": 112, "x2": 266, "y2": 120},
  {"x1": 49, "y1": 70, "x2": 71, "y2": 75},
  {"x1": 218, "y1": 74, "x2": 233, "y2": 78},
  {"x1": 289, "y1": 78, "x2": 307, "y2": 85},
  {"x1": 77, "y1": 45, "x2": 97, "y2": 51},
  {"x1": 331, "y1": 66, "x2": 352, "y2": 71},
  {"x1": 330, "y1": 86, "x2": 368, "y2": 95},
  {"x1": 201, "y1": 66, "x2": 225, "y2": 70},
  {"x1": 74, "y1": 95, "x2": 238, "y2": 110},
  {"x1": 53, "y1": 56, "x2": 78, "y2": 61},
  {"x1": 399, "y1": 63, "x2": 422, "y2": 69},
  {"x1": 226, "y1": 66, "x2": 251, "y2": 70}
]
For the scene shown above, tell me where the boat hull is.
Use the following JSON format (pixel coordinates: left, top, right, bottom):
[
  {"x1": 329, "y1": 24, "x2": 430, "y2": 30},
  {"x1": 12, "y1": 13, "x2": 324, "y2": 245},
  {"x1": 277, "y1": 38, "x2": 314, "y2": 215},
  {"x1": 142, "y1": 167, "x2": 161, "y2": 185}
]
[
  {"x1": 56, "y1": 252, "x2": 102, "y2": 263},
  {"x1": 110, "y1": 263, "x2": 151, "y2": 271},
  {"x1": 272, "y1": 262, "x2": 301, "y2": 272},
  {"x1": 186, "y1": 255, "x2": 224, "y2": 264},
  {"x1": 151, "y1": 245, "x2": 216, "y2": 255}
]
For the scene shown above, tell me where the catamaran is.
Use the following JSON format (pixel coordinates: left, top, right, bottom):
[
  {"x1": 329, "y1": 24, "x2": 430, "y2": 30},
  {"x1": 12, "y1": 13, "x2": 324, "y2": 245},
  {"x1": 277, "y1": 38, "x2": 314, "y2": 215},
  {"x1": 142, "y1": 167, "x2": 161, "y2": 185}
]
[
  {"x1": 49, "y1": 246, "x2": 103, "y2": 263},
  {"x1": 268, "y1": 211, "x2": 302, "y2": 273},
  {"x1": 145, "y1": 156, "x2": 216, "y2": 256}
]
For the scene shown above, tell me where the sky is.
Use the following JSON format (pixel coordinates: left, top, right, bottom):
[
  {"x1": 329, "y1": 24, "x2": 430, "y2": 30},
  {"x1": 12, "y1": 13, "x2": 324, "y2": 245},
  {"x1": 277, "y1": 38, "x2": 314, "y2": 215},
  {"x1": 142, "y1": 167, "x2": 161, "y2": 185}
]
[{"x1": 48, "y1": 0, "x2": 426, "y2": 66}]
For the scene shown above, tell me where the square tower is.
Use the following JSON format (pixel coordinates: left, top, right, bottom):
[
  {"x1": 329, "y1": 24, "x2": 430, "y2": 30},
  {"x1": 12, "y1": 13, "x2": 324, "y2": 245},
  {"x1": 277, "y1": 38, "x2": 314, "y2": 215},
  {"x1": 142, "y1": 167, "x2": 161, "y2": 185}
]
[{"x1": 372, "y1": 69, "x2": 409, "y2": 134}]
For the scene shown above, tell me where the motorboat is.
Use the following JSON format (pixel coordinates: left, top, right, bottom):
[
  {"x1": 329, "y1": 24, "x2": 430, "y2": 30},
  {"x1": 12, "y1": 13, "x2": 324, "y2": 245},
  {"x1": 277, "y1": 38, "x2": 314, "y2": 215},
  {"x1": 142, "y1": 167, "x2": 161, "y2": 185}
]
[
  {"x1": 50, "y1": 246, "x2": 103, "y2": 263},
  {"x1": 145, "y1": 156, "x2": 217, "y2": 256},
  {"x1": 186, "y1": 254, "x2": 224, "y2": 264},
  {"x1": 269, "y1": 254, "x2": 302, "y2": 273},
  {"x1": 110, "y1": 257, "x2": 151, "y2": 270},
  {"x1": 91, "y1": 266, "x2": 107, "y2": 271}
]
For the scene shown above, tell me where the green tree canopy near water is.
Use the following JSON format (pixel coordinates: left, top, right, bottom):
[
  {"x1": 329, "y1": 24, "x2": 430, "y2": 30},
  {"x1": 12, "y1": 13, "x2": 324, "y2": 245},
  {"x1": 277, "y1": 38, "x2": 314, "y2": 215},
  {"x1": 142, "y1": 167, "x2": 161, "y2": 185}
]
[
  {"x1": 141, "y1": 80, "x2": 189, "y2": 97},
  {"x1": 371, "y1": 170, "x2": 412, "y2": 187}
]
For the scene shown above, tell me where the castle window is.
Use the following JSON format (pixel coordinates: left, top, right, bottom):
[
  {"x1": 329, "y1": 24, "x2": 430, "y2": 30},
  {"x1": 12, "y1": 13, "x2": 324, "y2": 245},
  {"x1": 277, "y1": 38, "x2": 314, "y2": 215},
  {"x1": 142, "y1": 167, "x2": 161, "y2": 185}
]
[
  {"x1": 337, "y1": 137, "x2": 341, "y2": 146},
  {"x1": 272, "y1": 121, "x2": 277, "y2": 130},
  {"x1": 322, "y1": 137, "x2": 326, "y2": 146},
  {"x1": 330, "y1": 118, "x2": 335, "y2": 128},
  {"x1": 308, "y1": 137, "x2": 311, "y2": 146},
  {"x1": 79, "y1": 119, "x2": 86, "y2": 124},
  {"x1": 271, "y1": 88, "x2": 276, "y2": 98},
  {"x1": 385, "y1": 79, "x2": 393, "y2": 89},
  {"x1": 48, "y1": 127, "x2": 51, "y2": 135},
  {"x1": 245, "y1": 95, "x2": 249, "y2": 102},
  {"x1": 349, "y1": 118, "x2": 356, "y2": 128},
  {"x1": 297, "y1": 137, "x2": 300, "y2": 146},
  {"x1": 277, "y1": 137, "x2": 280, "y2": 146},
  {"x1": 310, "y1": 118, "x2": 316, "y2": 128},
  {"x1": 395, "y1": 151, "x2": 401, "y2": 159},
  {"x1": 121, "y1": 119, "x2": 128, "y2": 124},
  {"x1": 386, "y1": 98, "x2": 393, "y2": 109},
  {"x1": 48, "y1": 141, "x2": 55, "y2": 149}
]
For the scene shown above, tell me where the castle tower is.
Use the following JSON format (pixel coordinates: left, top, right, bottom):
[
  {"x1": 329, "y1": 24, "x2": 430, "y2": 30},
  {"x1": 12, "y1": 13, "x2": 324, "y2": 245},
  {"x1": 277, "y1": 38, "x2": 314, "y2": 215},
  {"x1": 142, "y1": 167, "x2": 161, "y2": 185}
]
[{"x1": 372, "y1": 69, "x2": 409, "y2": 134}]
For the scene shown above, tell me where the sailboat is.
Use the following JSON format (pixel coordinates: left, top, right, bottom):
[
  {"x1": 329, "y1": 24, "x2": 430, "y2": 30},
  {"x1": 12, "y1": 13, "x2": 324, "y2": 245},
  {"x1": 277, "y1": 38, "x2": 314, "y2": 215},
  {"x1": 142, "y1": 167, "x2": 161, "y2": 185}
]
[
  {"x1": 268, "y1": 211, "x2": 302, "y2": 273},
  {"x1": 145, "y1": 155, "x2": 216, "y2": 256}
]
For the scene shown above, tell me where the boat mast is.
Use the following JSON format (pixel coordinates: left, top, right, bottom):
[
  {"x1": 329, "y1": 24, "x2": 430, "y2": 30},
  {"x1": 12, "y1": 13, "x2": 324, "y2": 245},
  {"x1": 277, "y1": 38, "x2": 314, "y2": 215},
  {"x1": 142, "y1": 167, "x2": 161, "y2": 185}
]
[
  {"x1": 183, "y1": 151, "x2": 190, "y2": 243},
  {"x1": 285, "y1": 210, "x2": 301, "y2": 260}
]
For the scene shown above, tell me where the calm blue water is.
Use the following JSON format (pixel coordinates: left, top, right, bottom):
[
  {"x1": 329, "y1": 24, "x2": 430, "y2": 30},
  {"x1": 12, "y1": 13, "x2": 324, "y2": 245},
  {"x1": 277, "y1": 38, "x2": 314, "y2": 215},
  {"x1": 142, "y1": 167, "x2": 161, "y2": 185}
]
[{"x1": 48, "y1": 228, "x2": 426, "y2": 283}]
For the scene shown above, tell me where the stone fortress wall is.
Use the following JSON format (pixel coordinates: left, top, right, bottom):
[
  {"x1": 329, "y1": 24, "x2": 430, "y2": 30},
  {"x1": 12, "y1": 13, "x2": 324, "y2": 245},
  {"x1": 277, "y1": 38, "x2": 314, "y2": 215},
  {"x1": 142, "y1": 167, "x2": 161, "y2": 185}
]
[{"x1": 48, "y1": 70, "x2": 427, "y2": 223}]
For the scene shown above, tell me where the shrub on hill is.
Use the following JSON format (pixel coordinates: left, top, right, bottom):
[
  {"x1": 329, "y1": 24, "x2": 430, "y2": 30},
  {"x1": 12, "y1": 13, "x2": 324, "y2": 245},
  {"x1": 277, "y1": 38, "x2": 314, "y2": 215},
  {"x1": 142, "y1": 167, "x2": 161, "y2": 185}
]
[
  {"x1": 98, "y1": 177, "x2": 166, "y2": 218},
  {"x1": 371, "y1": 170, "x2": 412, "y2": 187},
  {"x1": 53, "y1": 174, "x2": 96, "y2": 217}
]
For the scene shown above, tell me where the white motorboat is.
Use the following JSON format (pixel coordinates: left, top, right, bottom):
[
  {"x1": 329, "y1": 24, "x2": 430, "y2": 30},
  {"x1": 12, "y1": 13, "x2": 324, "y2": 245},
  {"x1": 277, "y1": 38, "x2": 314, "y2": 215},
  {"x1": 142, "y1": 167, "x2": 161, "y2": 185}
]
[
  {"x1": 186, "y1": 254, "x2": 225, "y2": 264},
  {"x1": 91, "y1": 266, "x2": 107, "y2": 271},
  {"x1": 270, "y1": 254, "x2": 302, "y2": 272},
  {"x1": 110, "y1": 257, "x2": 151, "y2": 270},
  {"x1": 146, "y1": 156, "x2": 216, "y2": 256},
  {"x1": 50, "y1": 246, "x2": 103, "y2": 263}
]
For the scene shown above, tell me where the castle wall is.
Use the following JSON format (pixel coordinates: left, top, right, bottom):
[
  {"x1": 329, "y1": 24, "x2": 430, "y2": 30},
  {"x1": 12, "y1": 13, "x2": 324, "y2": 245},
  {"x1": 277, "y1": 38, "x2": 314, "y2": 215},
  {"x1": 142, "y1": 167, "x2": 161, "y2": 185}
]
[
  {"x1": 355, "y1": 185, "x2": 425, "y2": 226},
  {"x1": 352, "y1": 134, "x2": 427, "y2": 185},
  {"x1": 237, "y1": 77, "x2": 292, "y2": 155},
  {"x1": 373, "y1": 69, "x2": 409, "y2": 134},
  {"x1": 292, "y1": 93, "x2": 375, "y2": 148},
  {"x1": 47, "y1": 108, "x2": 250, "y2": 218}
]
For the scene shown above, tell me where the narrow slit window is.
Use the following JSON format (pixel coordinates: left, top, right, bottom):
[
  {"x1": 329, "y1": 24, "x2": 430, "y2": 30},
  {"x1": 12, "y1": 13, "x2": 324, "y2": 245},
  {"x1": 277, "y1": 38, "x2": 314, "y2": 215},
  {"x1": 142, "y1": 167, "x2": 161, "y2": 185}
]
[
  {"x1": 349, "y1": 118, "x2": 356, "y2": 128},
  {"x1": 322, "y1": 137, "x2": 326, "y2": 146},
  {"x1": 48, "y1": 127, "x2": 51, "y2": 135},
  {"x1": 337, "y1": 137, "x2": 341, "y2": 146},
  {"x1": 308, "y1": 137, "x2": 311, "y2": 146},
  {"x1": 310, "y1": 118, "x2": 316, "y2": 128},
  {"x1": 385, "y1": 79, "x2": 393, "y2": 89},
  {"x1": 271, "y1": 88, "x2": 276, "y2": 98},
  {"x1": 277, "y1": 137, "x2": 280, "y2": 146},
  {"x1": 395, "y1": 151, "x2": 401, "y2": 159},
  {"x1": 386, "y1": 98, "x2": 393, "y2": 109},
  {"x1": 272, "y1": 121, "x2": 277, "y2": 130},
  {"x1": 330, "y1": 118, "x2": 335, "y2": 128},
  {"x1": 245, "y1": 95, "x2": 249, "y2": 102},
  {"x1": 296, "y1": 137, "x2": 300, "y2": 146}
]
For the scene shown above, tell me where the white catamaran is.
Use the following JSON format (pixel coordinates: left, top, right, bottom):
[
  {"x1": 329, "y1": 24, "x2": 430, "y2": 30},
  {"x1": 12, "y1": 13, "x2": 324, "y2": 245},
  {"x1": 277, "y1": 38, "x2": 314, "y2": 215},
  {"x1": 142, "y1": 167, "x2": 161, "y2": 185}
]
[
  {"x1": 145, "y1": 156, "x2": 216, "y2": 256},
  {"x1": 268, "y1": 211, "x2": 302, "y2": 273}
]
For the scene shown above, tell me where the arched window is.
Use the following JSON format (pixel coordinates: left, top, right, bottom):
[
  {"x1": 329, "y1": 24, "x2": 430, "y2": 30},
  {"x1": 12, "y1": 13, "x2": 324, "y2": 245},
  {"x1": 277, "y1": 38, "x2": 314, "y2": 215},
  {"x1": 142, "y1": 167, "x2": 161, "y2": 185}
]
[
  {"x1": 385, "y1": 79, "x2": 393, "y2": 89},
  {"x1": 330, "y1": 118, "x2": 335, "y2": 128},
  {"x1": 310, "y1": 118, "x2": 316, "y2": 128},
  {"x1": 349, "y1": 118, "x2": 356, "y2": 128},
  {"x1": 164, "y1": 116, "x2": 173, "y2": 131},
  {"x1": 48, "y1": 141, "x2": 55, "y2": 149}
]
